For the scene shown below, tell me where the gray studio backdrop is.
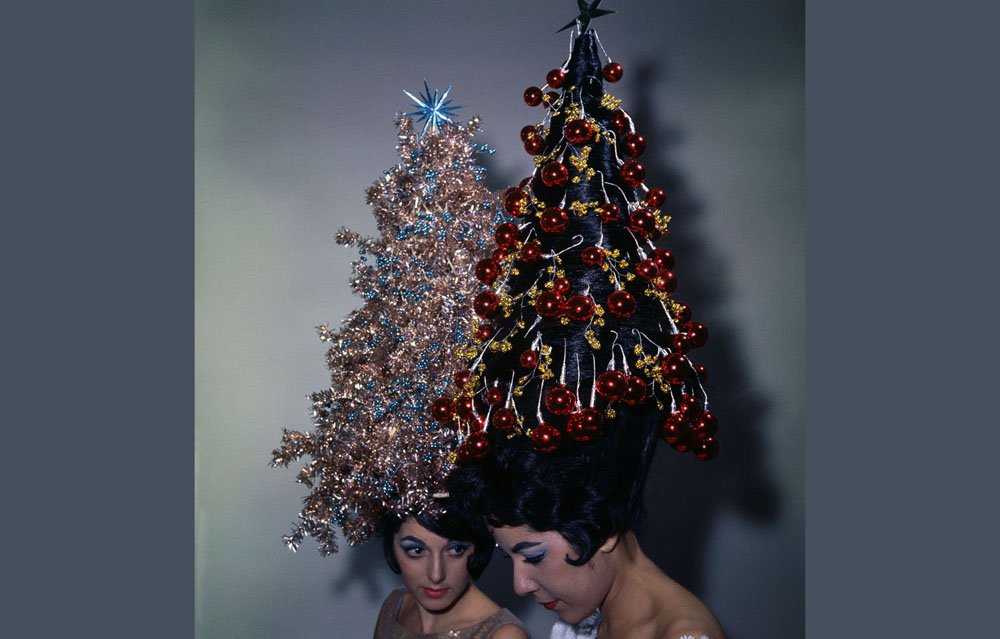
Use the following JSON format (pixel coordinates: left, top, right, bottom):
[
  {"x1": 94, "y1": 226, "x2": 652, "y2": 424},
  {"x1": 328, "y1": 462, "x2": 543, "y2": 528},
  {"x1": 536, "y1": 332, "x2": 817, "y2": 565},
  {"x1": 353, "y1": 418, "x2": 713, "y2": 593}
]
[{"x1": 196, "y1": 1, "x2": 803, "y2": 637}]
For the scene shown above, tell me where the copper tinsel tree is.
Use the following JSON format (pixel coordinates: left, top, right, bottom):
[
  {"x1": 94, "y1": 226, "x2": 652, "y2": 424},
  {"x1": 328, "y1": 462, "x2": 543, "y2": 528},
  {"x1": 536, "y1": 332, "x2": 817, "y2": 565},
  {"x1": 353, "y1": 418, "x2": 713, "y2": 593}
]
[
  {"x1": 431, "y1": 30, "x2": 719, "y2": 463},
  {"x1": 272, "y1": 113, "x2": 507, "y2": 555}
]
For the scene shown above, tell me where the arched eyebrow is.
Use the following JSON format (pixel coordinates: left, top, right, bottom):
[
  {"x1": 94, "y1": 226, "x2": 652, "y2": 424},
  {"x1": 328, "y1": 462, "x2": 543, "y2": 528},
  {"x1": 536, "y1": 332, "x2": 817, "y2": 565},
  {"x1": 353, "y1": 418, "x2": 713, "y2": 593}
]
[
  {"x1": 399, "y1": 536, "x2": 426, "y2": 546},
  {"x1": 511, "y1": 541, "x2": 542, "y2": 553}
]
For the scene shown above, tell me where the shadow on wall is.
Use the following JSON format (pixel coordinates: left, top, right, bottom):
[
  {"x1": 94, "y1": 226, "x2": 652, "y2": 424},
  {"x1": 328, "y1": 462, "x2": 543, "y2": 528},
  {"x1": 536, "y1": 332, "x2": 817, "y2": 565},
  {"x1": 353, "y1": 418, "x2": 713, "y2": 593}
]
[{"x1": 627, "y1": 55, "x2": 779, "y2": 603}]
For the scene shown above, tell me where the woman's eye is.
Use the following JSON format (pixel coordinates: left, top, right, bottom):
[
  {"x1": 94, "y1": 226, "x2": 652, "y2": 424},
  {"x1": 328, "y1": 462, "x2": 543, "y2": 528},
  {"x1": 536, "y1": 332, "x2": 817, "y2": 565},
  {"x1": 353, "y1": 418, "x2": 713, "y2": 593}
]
[
  {"x1": 522, "y1": 553, "x2": 545, "y2": 565},
  {"x1": 447, "y1": 545, "x2": 469, "y2": 557},
  {"x1": 403, "y1": 547, "x2": 424, "y2": 558}
]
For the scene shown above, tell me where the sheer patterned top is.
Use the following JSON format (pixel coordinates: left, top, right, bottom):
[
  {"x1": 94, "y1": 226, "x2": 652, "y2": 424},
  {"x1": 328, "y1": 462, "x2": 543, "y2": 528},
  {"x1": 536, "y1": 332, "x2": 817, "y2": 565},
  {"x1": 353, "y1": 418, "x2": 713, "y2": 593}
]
[{"x1": 373, "y1": 589, "x2": 527, "y2": 639}]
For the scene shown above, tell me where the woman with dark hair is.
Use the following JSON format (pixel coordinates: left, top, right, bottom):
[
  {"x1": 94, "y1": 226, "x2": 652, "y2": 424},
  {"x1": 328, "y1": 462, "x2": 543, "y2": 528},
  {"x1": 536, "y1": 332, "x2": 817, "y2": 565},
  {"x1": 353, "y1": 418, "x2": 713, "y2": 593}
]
[
  {"x1": 433, "y1": 23, "x2": 726, "y2": 639},
  {"x1": 374, "y1": 508, "x2": 527, "y2": 639},
  {"x1": 448, "y1": 422, "x2": 722, "y2": 638}
]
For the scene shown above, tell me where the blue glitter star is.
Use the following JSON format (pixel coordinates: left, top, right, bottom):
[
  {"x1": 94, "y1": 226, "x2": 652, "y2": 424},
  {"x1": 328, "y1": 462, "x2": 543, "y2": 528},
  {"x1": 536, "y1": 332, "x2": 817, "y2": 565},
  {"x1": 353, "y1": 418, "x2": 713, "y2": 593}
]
[{"x1": 403, "y1": 81, "x2": 463, "y2": 136}]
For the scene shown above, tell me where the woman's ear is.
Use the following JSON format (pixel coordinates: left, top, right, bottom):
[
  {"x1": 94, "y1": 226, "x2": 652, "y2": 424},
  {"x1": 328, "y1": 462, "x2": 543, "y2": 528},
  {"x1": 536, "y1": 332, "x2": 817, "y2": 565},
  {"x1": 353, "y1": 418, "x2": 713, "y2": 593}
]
[{"x1": 598, "y1": 533, "x2": 620, "y2": 554}]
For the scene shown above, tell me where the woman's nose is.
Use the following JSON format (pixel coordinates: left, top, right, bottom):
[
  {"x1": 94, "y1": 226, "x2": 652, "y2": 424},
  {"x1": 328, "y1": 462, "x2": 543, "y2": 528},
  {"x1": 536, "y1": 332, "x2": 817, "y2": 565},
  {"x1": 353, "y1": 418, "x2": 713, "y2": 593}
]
[
  {"x1": 427, "y1": 554, "x2": 446, "y2": 584},
  {"x1": 512, "y1": 562, "x2": 536, "y2": 596}
]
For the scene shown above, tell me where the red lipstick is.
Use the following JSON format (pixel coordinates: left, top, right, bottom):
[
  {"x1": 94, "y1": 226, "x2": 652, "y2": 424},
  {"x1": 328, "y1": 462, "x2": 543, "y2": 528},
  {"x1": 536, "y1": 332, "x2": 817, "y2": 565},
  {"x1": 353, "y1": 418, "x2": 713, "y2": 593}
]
[
  {"x1": 422, "y1": 587, "x2": 449, "y2": 598},
  {"x1": 541, "y1": 599, "x2": 560, "y2": 610}
]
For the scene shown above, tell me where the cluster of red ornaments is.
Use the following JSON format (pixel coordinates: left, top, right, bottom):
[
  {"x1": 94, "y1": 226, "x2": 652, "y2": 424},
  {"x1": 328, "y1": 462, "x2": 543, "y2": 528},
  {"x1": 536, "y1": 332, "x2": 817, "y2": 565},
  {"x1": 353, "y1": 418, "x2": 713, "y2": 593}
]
[{"x1": 660, "y1": 399, "x2": 720, "y2": 462}]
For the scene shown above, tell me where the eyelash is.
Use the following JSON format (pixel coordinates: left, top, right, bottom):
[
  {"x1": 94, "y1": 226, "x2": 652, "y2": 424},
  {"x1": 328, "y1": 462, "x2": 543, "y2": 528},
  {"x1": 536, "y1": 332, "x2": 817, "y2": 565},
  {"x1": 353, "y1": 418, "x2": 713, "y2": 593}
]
[{"x1": 522, "y1": 552, "x2": 545, "y2": 565}]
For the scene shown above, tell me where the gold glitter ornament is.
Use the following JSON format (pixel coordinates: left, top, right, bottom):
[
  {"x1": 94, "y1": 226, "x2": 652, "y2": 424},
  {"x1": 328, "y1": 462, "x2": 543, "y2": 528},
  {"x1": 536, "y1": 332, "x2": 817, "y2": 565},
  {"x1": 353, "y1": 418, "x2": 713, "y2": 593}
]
[{"x1": 271, "y1": 115, "x2": 506, "y2": 554}]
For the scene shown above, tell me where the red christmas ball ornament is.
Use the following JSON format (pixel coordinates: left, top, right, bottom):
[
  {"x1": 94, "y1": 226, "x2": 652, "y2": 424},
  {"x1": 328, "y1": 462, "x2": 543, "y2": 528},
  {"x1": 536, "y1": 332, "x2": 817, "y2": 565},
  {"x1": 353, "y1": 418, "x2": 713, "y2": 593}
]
[
  {"x1": 645, "y1": 187, "x2": 666, "y2": 209},
  {"x1": 475, "y1": 323, "x2": 495, "y2": 341},
  {"x1": 622, "y1": 133, "x2": 646, "y2": 157},
  {"x1": 524, "y1": 86, "x2": 543, "y2": 107},
  {"x1": 693, "y1": 437, "x2": 719, "y2": 461},
  {"x1": 673, "y1": 302, "x2": 692, "y2": 324},
  {"x1": 611, "y1": 109, "x2": 629, "y2": 135},
  {"x1": 635, "y1": 259, "x2": 659, "y2": 280},
  {"x1": 669, "y1": 331, "x2": 691, "y2": 354},
  {"x1": 492, "y1": 407, "x2": 517, "y2": 431},
  {"x1": 671, "y1": 439, "x2": 693, "y2": 454},
  {"x1": 565, "y1": 295, "x2": 596, "y2": 322},
  {"x1": 660, "y1": 353, "x2": 690, "y2": 385},
  {"x1": 692, "y1": 411, "x2": 719, "y2": 439},
  {"x1": 695, "y1": 364, "x2": 709, "y2": 382},
  {"x1": 564, "y1": 118, "x2": 593, "y2": 145},
  {"x1": 453, "y1": 369, "x2": 472, "y2": 388},
  {"x1": 603, "y1": 62, "x2": 623, "y2": 83},
  {"x1": 545, "y1": 384, "x2": 577, "y2": 416},
  {"x1": 683, "y1": 322, "x2": 709, "y2": 349},
  {"x1": 539, "y1": 206, "x2": 570, "y2": 234},
  {"x1": 546, "y1": 68, "x2": 566, "y2": 88},
  {"x1": 581, "y1": 246, "x2": 605, "y2": 266},
  {"x1": 567, "y1": 407, "x2": 605, "y2": 442},
  {"x1": 678, "y1": 393, "x2": 702, "y2": 421},
  {"x1": 519, "y1": 176, "x2": 533, "y2": 189},
  {"x1": 653, "y1": 271, "x2": 678, "y2": 294},
  {"x1": 543, "y1": 91, "x2": 560, "y2": 109},
  {"x1": 502, "y1": 187, "x2": 527, "y2": 217},
  {"x1": 621, "y1": 376, "x2": 648, "y2": 406},
  {"x1": 607, "y1": 290, "x2": 636, "y2": 318},
  {"x1": 475, "y1": 259, "x2": 500, "y2": 285},
  {"x1": 473, "y1": 290, "x2": 501, "y2": 319},
  {"x1": 485, "y1": 386, "x2": 505, "y2": 406},
  {"x1": 430, "y1": 397, "x2": 455, "y2": 423},
  {"x1": 619, "y1": 161, "x2": 646, "y2": 188},
  {"x1": 519, "y1": 240, "x2": 542, "y2": 262},
  {"x1": 520, "y1": 125, "x2": 537, "y2": 142},
  {"x1": 468, "y1": 414, "x2": 485, "y2": 433},
  {"x1": 598, "y1": 202, "x2": 620, "y2": 223},
  {"x1": 465, "y1": 432, "x2": 491, "y2": 460},
  {"x1": 519, "y1": 349, "x2": 539, "y2": 368},
  {"x1": 524, "y1": 135, "x2": 545, "y2": 156},
  {"x1": 628, "y1": 208, "x2": 657, "y2": 238},
  {"x1": 651, "y1": 248, "x2": 674, "y2": 271},
  {"x1": 595, "y1": 370, "x2": 628, "y2": 401},
  {"x1": 540, "y1": 162, "x2": 569, "y2": 187},
  {"x1": 535, "y1": 290, "x2": 564, "y2": 318},
  {"x1": 524, "y1": 135, "x2": 545, "y2": 155},
  {"x1": 659, "y1": 412, "x2": 689, "y2": 445},
  {"x1": 532, "y1": 422, "x2": 562, "y2": 453},
  {"x1": 455, "y1": 396, "x2": 474, "y2": 418},
  {"x1": 492, "y1": 247, "x2": 510, "y2": 262},
  {"x1": 494, "y1": 222, "x2": 519, "y2": 248},
  {"x1": 552, "y1": 277, "x2": 572, "y2": 296}
]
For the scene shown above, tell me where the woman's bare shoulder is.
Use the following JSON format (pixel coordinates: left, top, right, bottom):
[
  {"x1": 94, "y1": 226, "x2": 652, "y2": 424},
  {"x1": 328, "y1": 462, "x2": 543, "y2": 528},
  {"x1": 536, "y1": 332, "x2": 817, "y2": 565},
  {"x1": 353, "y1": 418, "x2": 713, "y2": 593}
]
[
  {"x1": 663, "y1": 616, "x2": 725, "y2": 639},
  {"x1": 490, "y1": 623, "x2": 529, "y2": 639}
]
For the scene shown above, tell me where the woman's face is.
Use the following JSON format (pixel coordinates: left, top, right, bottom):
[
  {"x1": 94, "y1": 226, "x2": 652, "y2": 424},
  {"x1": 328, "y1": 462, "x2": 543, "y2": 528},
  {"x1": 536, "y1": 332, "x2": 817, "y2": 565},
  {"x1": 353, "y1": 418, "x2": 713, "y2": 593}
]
[
  {"x1": 492, "y1": 525, "x2": 616, "y2": 625},
  {"x1": 393, "y1": 517, "x2": 475, "y2": 613}
]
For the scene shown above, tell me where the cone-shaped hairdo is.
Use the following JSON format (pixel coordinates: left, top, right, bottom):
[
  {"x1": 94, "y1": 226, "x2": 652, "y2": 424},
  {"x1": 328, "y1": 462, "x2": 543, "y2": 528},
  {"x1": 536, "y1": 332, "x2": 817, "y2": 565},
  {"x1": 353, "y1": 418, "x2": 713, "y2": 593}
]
[{"x1": 432, "y1": 31, "x2": 719, "y2": 464}]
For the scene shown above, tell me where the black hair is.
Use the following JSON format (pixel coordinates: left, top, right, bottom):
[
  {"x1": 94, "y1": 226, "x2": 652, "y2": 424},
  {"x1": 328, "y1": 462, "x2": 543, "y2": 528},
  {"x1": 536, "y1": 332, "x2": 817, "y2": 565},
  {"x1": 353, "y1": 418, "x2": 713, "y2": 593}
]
[
  {"x1": 380, "y1": 501, "x2": 495, "y2": 579},
  {"x1": 447, "y1": 408, "x2": 660, "y2": 566}
]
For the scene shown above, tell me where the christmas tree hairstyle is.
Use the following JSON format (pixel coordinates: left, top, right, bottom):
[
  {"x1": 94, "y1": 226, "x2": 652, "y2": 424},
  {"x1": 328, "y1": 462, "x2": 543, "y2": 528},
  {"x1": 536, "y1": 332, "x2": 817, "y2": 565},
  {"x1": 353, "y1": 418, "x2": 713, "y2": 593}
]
[
  {"x1": 430, "y1": 24, "x2": 719, "y2": 466},
  {"x1": 271, "y1": 88, "x2": 509, "y2": 555}
]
